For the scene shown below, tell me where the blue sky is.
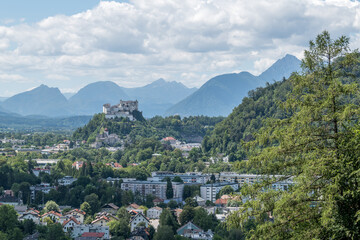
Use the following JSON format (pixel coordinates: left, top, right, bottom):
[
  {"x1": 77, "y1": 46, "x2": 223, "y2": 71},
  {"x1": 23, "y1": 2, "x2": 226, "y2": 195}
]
[{"x1": 0, "y1": 0, "x2": 359, "y2": 97}]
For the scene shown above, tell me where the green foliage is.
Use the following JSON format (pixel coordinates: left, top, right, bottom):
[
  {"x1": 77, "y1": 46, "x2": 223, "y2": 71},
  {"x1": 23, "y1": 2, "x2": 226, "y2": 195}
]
[
  {"x1": 226, "y1": 31, "x2": 360, "y2": 239},
  {"x1": 216, "y1": 185, "x2": 234, "y2": 199},
  {"x1": 193, "y1": 207, "x2": 219, "y2": 231},
  {"x1": 0, "y1": 205, "x2": 19, "y2": 235},
  {"x1": 109, "y1": 219, "x2": 130, "y2": 239},
  {"x1": 44, "y1": 200, "x2": 60, "y2": 212},
  {"x1": 166, "y1": 178, "x2": 174, "y2": 199},
  {"x1": 154, "y1": 225, "x2": 176, "y2": 240},
  {"x1": 179, "y1": 206, "x2": 195, "y2": 226},
  {"x1": 44, "y1": 223, "x2": 69, "y2": 240},
  {"x1": 84, "y1": 193, "x2": 100, "y2": 215},
  {"x1": 73, "y1": 114, "x2": 223, "y2": 143},
  {"x1": 80, "y1": 202, "x2": 91, "y2": 216},
  {"x1": 183, "y1": 185, "x2": 200, "y2": 199},
  {"x1": 116, "y1": 207, "x2": 131, "y2": 222},
  {"x1": 159, "y1": 209, "x2": 179, "y2": 234}
]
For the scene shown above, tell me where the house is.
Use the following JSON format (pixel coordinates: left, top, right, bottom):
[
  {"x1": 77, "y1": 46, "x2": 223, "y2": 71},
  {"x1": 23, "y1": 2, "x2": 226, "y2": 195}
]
[
  {"x1": 177, "y1": 222, "x2": 213, "y2": 240},
  {"x1": 63, "y1": 217, "x2": 81, "y2": 233},
  {"x1": 91, "y1": 216, "x2": 110, "y2": 227},
  {"x1": 19, "y1": 211, "x2": 40, "y2": 224},
  {"x1": 128, "y1": 226, "x2": 150, "y2": 240},
  {"x1": 147, "y1": 207, "x2": 162, "y2": 219},
  {"x1": 126, "y1": 203, "x2": 144, "y2": 214},
  {"x1": 41, "y1": 211, "x2": 62, "y2": 224},
  {"x1": 65, "y1": 209, "x2": 86, "y2": 224},
  {"x1": 75, "y1": 232, "x2": 105, "y2": 240},
  {"x1": 95, "y1": 212, "x2": 119, "y2": 222},
  {"x1": 130, "y1": 213, "x2": 150, "y2": 231},
  {"x1": 194, "y1": 196, "x2": 206, "y2": 206},
  {"x1": 72, "y1": 225, "x2": 109, "y2": 239},
  {"x1": 152, "y1": 198, "x2": 164, "y2": 206},
  {"x1": 101, "y1": 203, "x2": 119, "y2": 215},
  {"x1": 215, "y1": 195, "x2": 232, "y2": 207}
]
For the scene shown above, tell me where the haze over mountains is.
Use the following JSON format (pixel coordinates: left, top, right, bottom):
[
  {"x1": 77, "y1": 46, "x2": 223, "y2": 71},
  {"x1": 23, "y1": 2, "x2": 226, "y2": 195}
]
[
  {"x1": 166, "y1": 54, "x2": 301, "y2": 116},
  {"x1": 0, "y1": 54, "x2": 301, "y2": 119}
]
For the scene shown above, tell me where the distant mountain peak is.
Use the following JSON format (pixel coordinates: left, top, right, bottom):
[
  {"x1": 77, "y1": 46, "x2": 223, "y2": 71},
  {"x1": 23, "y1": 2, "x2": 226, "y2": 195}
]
[{"x1": 259, "y1": 54, "x2": 301, "y2": 82}]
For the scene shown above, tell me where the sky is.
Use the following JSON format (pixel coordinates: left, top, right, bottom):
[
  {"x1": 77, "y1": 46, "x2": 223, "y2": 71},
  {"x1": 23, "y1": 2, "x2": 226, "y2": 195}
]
[{"x1": 0, "y1": 0, "x2": 359, "y2": 97}]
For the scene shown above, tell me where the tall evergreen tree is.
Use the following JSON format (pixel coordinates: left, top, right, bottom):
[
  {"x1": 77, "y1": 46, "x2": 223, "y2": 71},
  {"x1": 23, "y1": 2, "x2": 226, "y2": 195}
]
[
  {"x1": 166, "y1": 178, "x2": 173, "y2": 199},
  {"x1": 227, "y1": 31, "x2": 360, "y2": 239}
]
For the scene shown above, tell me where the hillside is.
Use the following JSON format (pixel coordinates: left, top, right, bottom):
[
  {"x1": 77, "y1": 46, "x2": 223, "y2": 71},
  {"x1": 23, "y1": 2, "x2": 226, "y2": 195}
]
[
  {"x1": 166, "y1": 54, "x2": 301, "y2": 117},
  {"x1": 68, "y1": 81, "x2": 130, "y2": 115},
  {"x1": 73, "y1": 114, "x2": 224, "y2": 143},
  {"x1": 203, "y1": 53, "x2": 360, "y2": 159},
  {"x1": 123, "y1": 78, "x2": 197, "y2": 117},
  {"x1": 1, "y1": 85, "x2": 71, "y2": 117},
  {"x1": 203, "y1": 79, "x2": 291, "y2": 157}
]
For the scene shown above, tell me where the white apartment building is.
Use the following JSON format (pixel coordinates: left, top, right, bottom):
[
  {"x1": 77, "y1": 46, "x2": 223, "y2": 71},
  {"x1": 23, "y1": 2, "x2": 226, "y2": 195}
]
[
  {"x1": 121, "y1": 180, "x2": 184, "y2": 200},
  {"x1": 150, "y1": 171, "x2": 211, "y2": 184},
  {"x1": 200, "y1": 182, "x2": 239, "y2": 202}
]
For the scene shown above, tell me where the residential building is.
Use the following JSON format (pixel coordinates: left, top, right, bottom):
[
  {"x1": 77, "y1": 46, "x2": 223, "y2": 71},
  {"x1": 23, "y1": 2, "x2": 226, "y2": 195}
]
[
  {"x1": 58, "y1": 176, "x2": 77, "y2": 186},
  {"x1": 72, "y1": 225, "x2": 109, "y2": 239},
  {"x1": 193, "y1": 196, "x2": 206, "y2": 206},
  {"x1": 91, "y1": 216, "x2": 110, "y2": 227},
  {"x1": 218, "y1": 173, "x2": 293, "y2": 191},
  {"x1": 76, "y1": 232, "x2": 105, "y2": 240},
  {"x1": 63, "y1": 217, "x2": 81, "y2": 233},
  {"x1": 121, "y1": 181, "x2": 184, "y2": 200},
  {"x1": 200, "y1": 183, "x2": 239, "y2": 202},
  {"x1": 30, "y1": 183, "x2": 55, "y2": 201},
  {"x1": 101, "y1": 203, "x2": 119, "y2": 215},
  {"x1": 19, "y1": 211, "x2": 40, "y2": 224},
  {"x1": 65, "y1": 209, "x2": 86, "y2": 224},
  {"x1": 147, "y1": 207, "x2": 163, "y2": 219},
  {"x1": 41, "y1": 211, "x2": 63, "y2": 224},
  {"x1": 130, "y1": 212, "x2": 150, "y2": 231},
  {"x1": 177, "y1": 222, "x2": 213, "y2": 240},
  {"x1": 32, "y1": 168, "x2": 51, "y2": 177},
  {"x1": 149, "y1": 171, "x2": 211, "y2": 184}
]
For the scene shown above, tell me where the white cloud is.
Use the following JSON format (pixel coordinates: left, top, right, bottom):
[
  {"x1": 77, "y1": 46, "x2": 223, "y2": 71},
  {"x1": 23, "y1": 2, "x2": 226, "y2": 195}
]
[
  {"x1": 0, "y1": 73, "x2": 27, "y2": 83},
  {"x1": 0, "y1": 0, "x2": 359, "y2": 95}
]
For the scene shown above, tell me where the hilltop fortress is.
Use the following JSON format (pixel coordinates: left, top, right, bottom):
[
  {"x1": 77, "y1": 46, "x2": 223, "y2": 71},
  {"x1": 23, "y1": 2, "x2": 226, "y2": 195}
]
[{"x1": 103, "y1": 100, "x2": 138, "y2": 121}]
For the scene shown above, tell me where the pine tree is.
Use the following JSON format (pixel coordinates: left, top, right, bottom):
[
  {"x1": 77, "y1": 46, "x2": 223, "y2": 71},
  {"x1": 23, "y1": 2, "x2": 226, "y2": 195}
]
[
  {"x1": 166, "y1": 178, "x2": 174, "y2": 199},
  {"x1": 226, "y1": 31, "x2": 360, "y2": 239}
]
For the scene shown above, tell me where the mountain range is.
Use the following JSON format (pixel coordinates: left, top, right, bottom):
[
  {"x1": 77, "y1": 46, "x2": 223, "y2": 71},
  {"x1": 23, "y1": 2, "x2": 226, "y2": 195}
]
[
  {"x1": 166, "y1": 54, "x2": 301, "y2": 116},
  {"x1": 0, "y1": 54, "x2": 301, "y2": 119}
]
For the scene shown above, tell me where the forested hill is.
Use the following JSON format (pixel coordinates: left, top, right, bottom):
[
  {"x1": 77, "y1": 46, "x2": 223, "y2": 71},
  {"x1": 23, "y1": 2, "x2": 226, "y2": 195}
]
[
  {"x1": 73, "y1": 113, "x2": 224, "y2": 143},
  {"x1": 203, "y1": 53, "x2": 360, "y2": 159},
  {"x1": 202, "y1": 79, "x2": 291, "y2": 158}
]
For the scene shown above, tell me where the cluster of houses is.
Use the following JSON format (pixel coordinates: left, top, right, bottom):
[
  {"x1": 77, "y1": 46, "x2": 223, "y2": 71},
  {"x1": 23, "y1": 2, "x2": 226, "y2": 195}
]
[
  {"x1": 16, "y1": 201, "x2": 216, "y2": 240},
  {"x1": 19, "y1": 208, "x2": 110, "y2": 239}
]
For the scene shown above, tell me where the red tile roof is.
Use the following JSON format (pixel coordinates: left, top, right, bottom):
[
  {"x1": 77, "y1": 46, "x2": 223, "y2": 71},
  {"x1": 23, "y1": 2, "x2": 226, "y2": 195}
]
[
  {"x1": 62, "y1": 217, "x2": 80, "y2": 227},
  {"x1": 42, "y1": 211, "x2": 62, "y2": 218},
  {"x1": 81, "y1": 232, "x2": 105, "y2": 237},
  {"x1": 162, "y1": 137, "x2": 176, "y2": 141}
]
